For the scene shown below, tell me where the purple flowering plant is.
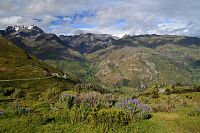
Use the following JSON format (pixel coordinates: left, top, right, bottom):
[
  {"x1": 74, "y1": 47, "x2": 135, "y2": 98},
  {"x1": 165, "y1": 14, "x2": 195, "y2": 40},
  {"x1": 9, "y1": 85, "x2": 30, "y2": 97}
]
[{"x1": 118, "y1": 97, "x2": 151, "y2": 118}]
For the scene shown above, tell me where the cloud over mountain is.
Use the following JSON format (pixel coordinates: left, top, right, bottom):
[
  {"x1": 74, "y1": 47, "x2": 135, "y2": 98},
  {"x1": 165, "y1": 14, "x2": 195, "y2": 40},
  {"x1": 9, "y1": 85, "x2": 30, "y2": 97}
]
[{"x1": 0, "y1": 0, "x2": 200, "y2": 37}]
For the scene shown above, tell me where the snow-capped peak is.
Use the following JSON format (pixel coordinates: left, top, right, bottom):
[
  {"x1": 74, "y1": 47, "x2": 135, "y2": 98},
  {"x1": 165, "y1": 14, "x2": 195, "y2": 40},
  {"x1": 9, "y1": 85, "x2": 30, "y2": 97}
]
[
  {"x1": 28, "y1": 25, "x2": 34, "y2": 30},
  {"x1": 12, "y1": 25, "x2": 36, "y2": 31},
  {"x1": 14, "y1": 26, "x2": 20, "y2": 31},
  {"x1": 5, "y1": 25, "x2": 44, "y2": 35}
]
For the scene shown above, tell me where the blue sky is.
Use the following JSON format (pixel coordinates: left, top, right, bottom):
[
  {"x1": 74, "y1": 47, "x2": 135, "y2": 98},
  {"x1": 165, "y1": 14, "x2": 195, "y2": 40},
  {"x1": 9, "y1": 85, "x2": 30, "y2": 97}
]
[
  {"x1": 0, "y1": 0, "x2": 200, "y2": 37},
  {"x1": 50, "y1": 11, "x2": 97, "y2": 29}
]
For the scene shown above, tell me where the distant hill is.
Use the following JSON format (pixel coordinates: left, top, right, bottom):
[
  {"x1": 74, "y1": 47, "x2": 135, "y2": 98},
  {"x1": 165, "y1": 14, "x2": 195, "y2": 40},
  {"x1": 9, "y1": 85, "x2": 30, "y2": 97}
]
[
  {"x1": 90, "y1": 35, "x2": 200, "y2": 88},
  {"x1": 1, "y1": 26, "x2": 200, "y2": 89}
]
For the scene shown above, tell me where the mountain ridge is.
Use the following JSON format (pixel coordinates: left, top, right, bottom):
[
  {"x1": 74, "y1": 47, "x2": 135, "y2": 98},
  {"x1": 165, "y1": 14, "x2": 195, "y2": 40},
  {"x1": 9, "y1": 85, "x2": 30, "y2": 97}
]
[{"x1": 1, "y1": 25, "x2": 200, "y2": 89}]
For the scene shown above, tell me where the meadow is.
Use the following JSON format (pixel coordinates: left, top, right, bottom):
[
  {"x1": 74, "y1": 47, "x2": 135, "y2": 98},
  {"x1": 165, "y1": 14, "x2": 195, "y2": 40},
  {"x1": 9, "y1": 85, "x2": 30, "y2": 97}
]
[{"x1": 0, "y1": 82, "x2": 200, "y2": 133}]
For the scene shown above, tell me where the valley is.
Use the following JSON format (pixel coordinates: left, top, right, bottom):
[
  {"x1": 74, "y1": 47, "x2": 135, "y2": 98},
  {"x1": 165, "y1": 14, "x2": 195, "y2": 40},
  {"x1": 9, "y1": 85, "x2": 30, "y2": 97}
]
[{"x1": 1, "y1": 26, "x2": 200, "y2": 89}]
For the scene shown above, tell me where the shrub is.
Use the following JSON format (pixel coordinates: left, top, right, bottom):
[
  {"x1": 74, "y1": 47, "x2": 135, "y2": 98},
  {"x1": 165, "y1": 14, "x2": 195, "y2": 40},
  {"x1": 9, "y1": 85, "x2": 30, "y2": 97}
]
[
  {"x1": 17, "y1": 107, "x2": 33, "y2": 114},
  {"x1": 117, "y1": 97, "x2": 152, "y2": 120},
  {"x1": 99, "y1": 94, "x2": 116, "y2": 108},
  {"x1": 151, "y1": 103, "x2": 174, "y2": 112},
  {"x1": 165, "y1": 88, "x2": 171, "y2": 95},
  {"x1": 1, "y1": 87, "x2": 15, "y2": 96},
  {"x1": 75, "y1": 91, "x2": 101, "y2": 108},
  {"x1": 61, "y1": 94, "x2": 75, "y2": 109},
  {"x1": 26, "y1": 91, "x2": 40, "y2": 100},
  {"x1": 15, "y1": 101, "x2": 33, "y2": 114},
  {"x1": 66, "y1": 104, "x2": 93, "y2": 124},
  {"x1": 197, "y1": 86, "x2": 200, "y2": 92},
  {"x1": 12, "y1": 89, "x2": 25, "y2": 98},
  {"x1": 41, "y1": 87, "x2": 61, "y2": 101},
  {"x1": 188, "y1": 108, "x2": 200, "y2": 117},
  {"x1": 73, "y1": 91, "x2": 117, "y2": 109},
  {"x1": 89, "y1": 108, "x2": 131, "y2": 127},
  {"x1": 151, "y1": 97, "x2": 175, "y2": 112},
  {"x1": 151, "y1": 89, "x2": 159, "y2": 98},
  {"x1": 178, "y1": 98, "x2": 188, "y2": 107},
  {"x1": 186, "y1": 95, "x2": 192, "y2": 99}
]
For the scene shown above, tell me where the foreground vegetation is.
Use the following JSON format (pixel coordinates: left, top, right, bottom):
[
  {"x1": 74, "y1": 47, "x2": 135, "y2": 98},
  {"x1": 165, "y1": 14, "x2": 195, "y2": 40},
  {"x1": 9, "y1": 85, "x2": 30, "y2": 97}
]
[{"x1": 0, "y1": 83, "x2": 200, "y2": 133}]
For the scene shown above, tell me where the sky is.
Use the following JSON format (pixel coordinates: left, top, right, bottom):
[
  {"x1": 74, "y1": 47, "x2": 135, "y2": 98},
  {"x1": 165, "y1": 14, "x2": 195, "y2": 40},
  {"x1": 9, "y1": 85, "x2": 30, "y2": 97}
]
[{"x1": 0, "y1": 0, "x2": 200, "y2": 37}]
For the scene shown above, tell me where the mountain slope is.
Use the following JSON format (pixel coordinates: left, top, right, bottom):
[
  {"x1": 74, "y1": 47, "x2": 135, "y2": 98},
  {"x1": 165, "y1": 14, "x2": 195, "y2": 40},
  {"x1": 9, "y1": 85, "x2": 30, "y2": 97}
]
[
  {"x1": 115, "y1": 34, "x2": 200, "y2": 47},
  {"x1": 1, "y1": 25, "x2": 76, "y2": 60},
  {"x1": 0, "y1": 36, "x2": 83, "y2": 98},
  {"x1": 0, "y1": 36, "x2": 110, "y2": 98},
  {"x1": 60, "y1": 33, "x2": 117, "y2": 54},
  {"x1": 86, "y1": 35, "x2": 200, "y2": 88}
]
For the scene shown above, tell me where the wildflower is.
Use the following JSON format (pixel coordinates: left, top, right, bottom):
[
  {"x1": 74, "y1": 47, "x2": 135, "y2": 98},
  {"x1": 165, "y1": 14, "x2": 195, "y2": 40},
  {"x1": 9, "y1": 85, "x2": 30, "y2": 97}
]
[
  {"x1": 135, "y1": 98, "x2": 139, "y2": 106},
  {"x1": 123, "y1": 100, "x2": 129, "y2": 105},
  {"x1": 119, "y1": 97, "x2": 151, "y2": 117},
  {"x1": 130, "y1": 97, "x2": 135, "y2": 103},
  {"x1": 128, "y1": 106, "x2": 133, "y2": 110}
]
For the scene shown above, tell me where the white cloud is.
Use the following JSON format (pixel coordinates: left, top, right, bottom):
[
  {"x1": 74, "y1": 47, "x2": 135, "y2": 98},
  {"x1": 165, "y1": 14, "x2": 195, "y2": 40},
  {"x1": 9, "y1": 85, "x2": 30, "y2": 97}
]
[
  {"x1": 0, "y1": 16, "x2": 23, "y2": 26},
  {"x1": 0, "y1": 0, "x2": 200, "y2": 37}
]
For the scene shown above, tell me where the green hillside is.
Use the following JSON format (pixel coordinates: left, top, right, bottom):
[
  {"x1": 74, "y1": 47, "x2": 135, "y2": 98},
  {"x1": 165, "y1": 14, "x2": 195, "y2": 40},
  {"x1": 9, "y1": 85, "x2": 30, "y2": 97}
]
[{"x1": 0, "y1": 37, "x2": 82, "y2": 100}]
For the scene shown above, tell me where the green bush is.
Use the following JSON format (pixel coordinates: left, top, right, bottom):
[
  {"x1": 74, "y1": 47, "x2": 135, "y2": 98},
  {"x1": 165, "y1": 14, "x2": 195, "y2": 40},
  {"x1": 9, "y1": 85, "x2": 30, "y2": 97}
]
[
  {"x1": 12, "y1": 89, "x2": 25, "y2": 98},
  {"x1": 188, "y1": 108, "x2": 200, "y2": 117},
  {"x1": 66, "y1": 105, "x2": 93, "y2": 124},
  {"x1": 26, "y1": 91, "x2": 40, "y2": 100},
  {"x1": 151, "y1": 98, "x2": 175, "y2": 112},
  {"x1": 0, "y1": 87, "x2": 15, "y2": 96},
  {"x1": 151, "y1": 89, "x2": 159, "y2": 98},
  {"x1": 52, "y1": 105, "x2": 133, "y2": 127},
  {"x1": 61, "y1": 95, "x2": 75, "y2": 109},
  {"x1": 186, "y1": 95, "x2": 192, "y2": 99},
  {"x1": 165, "y1": 88, "x2": 172, "y2": 95},
  {"x1": 89, "y1": 108, "x2": 131, "y2": 127},
  {"x1": 74, "y1": 91, "x2": 116, "y2": 109},
  {"x1": 41, "y1": 87, "x2": 61, "y2": 101}
]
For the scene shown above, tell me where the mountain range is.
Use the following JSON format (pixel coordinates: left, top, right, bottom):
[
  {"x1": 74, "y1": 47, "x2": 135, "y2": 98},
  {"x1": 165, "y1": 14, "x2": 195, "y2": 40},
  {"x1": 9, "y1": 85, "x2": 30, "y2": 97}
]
[{"x1": 1, "y1": 25, "x2": 200, "y2": 89}]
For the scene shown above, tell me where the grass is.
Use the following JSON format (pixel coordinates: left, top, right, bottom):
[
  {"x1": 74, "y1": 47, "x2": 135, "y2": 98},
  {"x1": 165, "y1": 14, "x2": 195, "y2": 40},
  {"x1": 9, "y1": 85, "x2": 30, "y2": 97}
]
[
  {"x1": 1, "y1": 90, "x2": 200, "y2": 133},
  {"x1": 149, "y1": 111, "x2": 200, "y2": 133},
  {"x1": 146, "y1": 92, "x2": 200, "y2": 133}
]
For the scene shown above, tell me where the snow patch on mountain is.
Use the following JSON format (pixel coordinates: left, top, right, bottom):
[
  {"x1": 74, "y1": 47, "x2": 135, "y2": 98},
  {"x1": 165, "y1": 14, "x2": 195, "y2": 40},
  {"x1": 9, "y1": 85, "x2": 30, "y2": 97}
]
[
  {"x1": 10, "y1": 25, "x2": 36, "y2": 32},
  {"x1": 14, "y1": 26, "x2": 20, "y2": 31},
  {"x1": 28, "y1": 25, "x2": 34, "y2": 30}
]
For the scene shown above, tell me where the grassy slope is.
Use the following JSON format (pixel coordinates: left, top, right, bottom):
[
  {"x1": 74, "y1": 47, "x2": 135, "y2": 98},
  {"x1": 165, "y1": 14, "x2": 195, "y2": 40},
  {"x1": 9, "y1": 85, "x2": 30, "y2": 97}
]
[
  {"x1": 0, "y1": 37, "x2": 80, "y2": 98},
  {"x1": 45, "y1": 59, "x2": 100, "y2": 84}
]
